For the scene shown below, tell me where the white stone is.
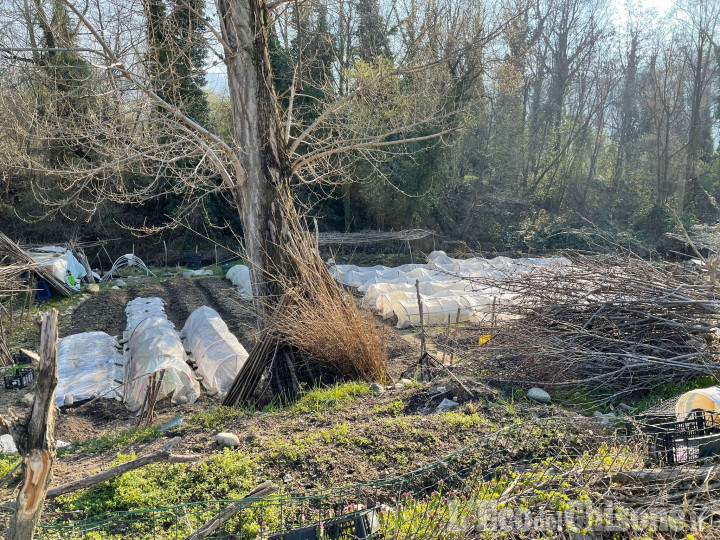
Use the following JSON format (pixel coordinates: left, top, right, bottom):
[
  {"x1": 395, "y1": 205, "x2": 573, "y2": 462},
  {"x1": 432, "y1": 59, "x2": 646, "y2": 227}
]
[
  {"x1": 527, "y1": 387, "x2": 551, "y2": 404},
  {"x1": 64, "y1": 395, "x2": 74, "y2": 407},
  {"x1": 399, "y1": 378, "x2": 413, "y2": 386},
  {"x1": 115, "y1": 279, "x2": 126, "y2": 287},
  {"x1": 394, "y1": 382, "x2": 405, "y2": 390},
  {"x1": 215, "y1": 432, "x2": 240, "y2": 447},
  {"x1": 22, "y1": 393, "x2": 34, "y2": 406},
  {"x1": 0, "y1": 434, "x2": 17, "y2": 454},
  {"x1": 111, "y1": 285, "x2": 120, "y2": 290},
  {"x1": 370, "y1": 383, "x2": 384, "y2": 394},
  {"x1": 174, "y1": 395, "x2": 189, "y2": 405}
]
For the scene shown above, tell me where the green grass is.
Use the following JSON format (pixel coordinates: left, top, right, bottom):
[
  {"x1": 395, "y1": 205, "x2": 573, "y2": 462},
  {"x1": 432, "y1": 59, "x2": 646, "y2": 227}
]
[
  {"x1": 629, "y1": 375, "x2": 719, "y2": 413},
  {"x1": 290, "y1": 381, "x2": 370, "y2": 415},
  {"x1": 186, "y1": 406, "x2": 248, "y2": 430},
  {"x1": 61, "y1": 426, "x2": 161, "y2": 455}
]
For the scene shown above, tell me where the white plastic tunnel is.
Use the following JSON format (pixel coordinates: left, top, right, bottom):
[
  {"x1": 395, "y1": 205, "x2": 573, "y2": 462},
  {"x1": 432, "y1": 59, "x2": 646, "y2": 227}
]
[{"x1": 675, "y1": 386, "x2": 720, "y2": 423}]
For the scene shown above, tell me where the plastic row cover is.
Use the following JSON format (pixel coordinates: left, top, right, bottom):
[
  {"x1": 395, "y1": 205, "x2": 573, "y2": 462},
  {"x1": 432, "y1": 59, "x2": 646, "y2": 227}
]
[
  {"x1": 55, "y1": 332, "x2": 123, "y2": 406},
  {"x1": 331, "y1": 251, "x2": 570, "y2": 328},
  {"x1": 226, "y1": 264, "x2": 253, "y2": 297},
  {"x1": 182, "y1": 306, "x2": 249, "y2": 397},
  {"x1": 123, "y1": 297, "x2": 200, "y2": 412}
]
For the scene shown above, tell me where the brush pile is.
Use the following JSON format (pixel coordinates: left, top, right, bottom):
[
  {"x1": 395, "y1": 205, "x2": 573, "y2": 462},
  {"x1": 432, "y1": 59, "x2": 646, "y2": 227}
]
[{"x1": 461, "y1": 255, "x2": 720, "y2": 402}]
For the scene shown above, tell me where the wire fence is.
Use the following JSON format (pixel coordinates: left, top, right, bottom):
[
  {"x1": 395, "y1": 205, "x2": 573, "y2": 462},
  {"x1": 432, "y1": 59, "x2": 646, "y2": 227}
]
[{"x1": 2, "y1": 415, "x2": 717, "y2": 539}]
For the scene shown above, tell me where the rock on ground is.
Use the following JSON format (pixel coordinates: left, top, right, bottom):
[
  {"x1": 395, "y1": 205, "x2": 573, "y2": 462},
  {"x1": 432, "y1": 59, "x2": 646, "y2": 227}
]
[
  {"x1": 527, "y1": 387, "x2": 551, "y2": 404},
  {"x1": 215, "y1": 432, "x2": 240, "y2": 447},
  {"x1": 87, "y1": 284, "x2": 100, "y2": 293},
  {"x1": 370, "y1": 383, "x2": 384, "y2": 394}
]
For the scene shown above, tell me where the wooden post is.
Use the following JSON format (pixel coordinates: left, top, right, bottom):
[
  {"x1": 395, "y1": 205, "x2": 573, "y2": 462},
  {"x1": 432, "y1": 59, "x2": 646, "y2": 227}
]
[
  {"x1": 6, "y1": 309, "x2": 59, "y2": 540},
  {"x1": 449, "y1": 308, "x2": 461, "y2": 365},
  {"x1": 415, "y1": 280, "x2": 426, "y2": 356}
]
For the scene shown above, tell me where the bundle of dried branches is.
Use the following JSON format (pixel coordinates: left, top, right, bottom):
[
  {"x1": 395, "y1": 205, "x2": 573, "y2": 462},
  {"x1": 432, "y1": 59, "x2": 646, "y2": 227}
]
[
  {"x1": 0, "y1": 257, "x2": 33, "y2": 366},
  {"x1": 223, "y1": 222, "x2": 389, "y2": 407},
  {"x1": 459, "y1": 255, "x2": 720, "y2": 403},
  {"x1": 271, "y1": 224, "x2": 389, "y2": 384}
]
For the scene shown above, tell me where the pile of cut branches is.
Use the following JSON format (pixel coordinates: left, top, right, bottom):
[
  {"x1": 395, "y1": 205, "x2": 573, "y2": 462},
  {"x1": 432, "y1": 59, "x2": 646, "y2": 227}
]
[{"x1": 462, "y1": 255, "x2": 720, "y2": 402}]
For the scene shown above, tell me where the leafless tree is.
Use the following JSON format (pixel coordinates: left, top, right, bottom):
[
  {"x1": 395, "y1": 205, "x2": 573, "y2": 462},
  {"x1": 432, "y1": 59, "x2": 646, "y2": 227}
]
[{"x1": 0, "y1": 0, "x2": 504, "y2": 318}]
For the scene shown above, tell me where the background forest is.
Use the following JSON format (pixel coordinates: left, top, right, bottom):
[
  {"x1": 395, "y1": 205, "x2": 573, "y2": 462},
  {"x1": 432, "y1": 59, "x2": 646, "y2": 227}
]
[{"x1": 1, "y1": 0, "x2": 719, "y2": 258}]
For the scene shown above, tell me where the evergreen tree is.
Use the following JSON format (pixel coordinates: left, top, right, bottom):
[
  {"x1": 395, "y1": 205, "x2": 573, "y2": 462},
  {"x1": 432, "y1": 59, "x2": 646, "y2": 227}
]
[{"x1": 356, "y1": 0, "x2": 390, "y2": 60}]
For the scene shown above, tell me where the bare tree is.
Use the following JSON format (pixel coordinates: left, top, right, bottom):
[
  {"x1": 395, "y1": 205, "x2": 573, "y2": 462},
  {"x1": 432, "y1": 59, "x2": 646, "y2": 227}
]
[{"x1": 0, "y1": 0, "x2": 502, "y2": 318}]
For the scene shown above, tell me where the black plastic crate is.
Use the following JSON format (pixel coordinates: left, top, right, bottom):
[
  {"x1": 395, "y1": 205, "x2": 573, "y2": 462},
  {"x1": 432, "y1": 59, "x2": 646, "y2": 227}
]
[
  {"x1": 641, "y1": 410, "x2": 720, "y2": 465},
  {"x1": 4, "y1": 367, "x2": 35, "y2": 390},
  {"x1": 270, "y1": 509, "x2": 380, "y2": 540},
  {"x1": 184, "y1": 252, "x2": 203, "y2": 270},
  {"x1": 12, "y1": 349, "x2": 34, "y2": 365}
]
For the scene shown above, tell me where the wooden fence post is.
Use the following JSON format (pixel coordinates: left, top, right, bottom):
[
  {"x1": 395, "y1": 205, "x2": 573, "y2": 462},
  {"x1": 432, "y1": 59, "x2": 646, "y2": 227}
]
[{"x1": 6, "y1": 309, "x2": 58, "y2": 540}]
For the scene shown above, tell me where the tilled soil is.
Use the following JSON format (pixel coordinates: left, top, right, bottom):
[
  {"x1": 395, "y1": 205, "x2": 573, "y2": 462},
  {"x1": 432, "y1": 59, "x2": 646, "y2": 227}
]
[{"x1": 61, "y1": 277, "x2": 257, "y2": 344}]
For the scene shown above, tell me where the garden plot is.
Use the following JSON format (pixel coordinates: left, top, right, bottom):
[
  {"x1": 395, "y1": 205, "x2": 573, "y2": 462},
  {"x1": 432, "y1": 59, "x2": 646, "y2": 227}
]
[
  {"x1": 122, "y1": 297, "x2": 200, "y2": 411},
  {"x1": 54, "y1": 331, "x2": 123, "y2": 407},
  {"x1": 181, "y1": 306, "x2": 249, "y2": 398},
  {"x1": 331, "y1": 251, "x2": 571, "y2": 328}
]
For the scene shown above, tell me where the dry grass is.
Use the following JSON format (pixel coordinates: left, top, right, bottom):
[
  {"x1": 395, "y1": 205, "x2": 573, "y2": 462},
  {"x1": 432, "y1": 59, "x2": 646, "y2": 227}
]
[{"x1": 270, "y1": 225, "x2": 389, "y2": 384}]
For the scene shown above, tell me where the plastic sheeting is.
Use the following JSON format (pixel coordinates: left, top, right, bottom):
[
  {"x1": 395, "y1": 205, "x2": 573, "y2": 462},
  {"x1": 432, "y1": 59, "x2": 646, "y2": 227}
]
[
  {"x1": 55, "y1": 332, "x2": 123, "y2": 406},
  {"x1": 330, "y1": 251, "x2": 571, "y2": 328},
  {"x1": 226, "y1": 264, "x2": 253, "y2": 297},
  {"x1": 27, "y1": 246, "x2": 87, "y2": 282},
  {"x1": 182, "y1": 306, "x2": 249, "y2": 397},
  {"x1": 675, "y1": 386, "x2": 720, "y2": 422},
  {"x1": 123, "y1": 297, "x2": 200, "y2": 412}
]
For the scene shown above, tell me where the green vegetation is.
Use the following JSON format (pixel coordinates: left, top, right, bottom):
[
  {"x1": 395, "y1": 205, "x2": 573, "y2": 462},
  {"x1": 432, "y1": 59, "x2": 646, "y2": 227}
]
[
  {"x1": 290, "y1": 381, "x2": 370, "y2": 415},
  {"x1": 64, "y1": 426, "x2": 162, "y2": 455}
]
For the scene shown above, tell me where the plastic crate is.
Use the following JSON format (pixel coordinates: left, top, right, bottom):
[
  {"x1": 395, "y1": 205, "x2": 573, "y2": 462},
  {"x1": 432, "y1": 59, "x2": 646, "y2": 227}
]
[
  {"x1": 271, "y1": 509, "x2": 380, "y2": 540},
  {"x1": 184, "y1": 253, "x2": 203, "y2": 270},
  {"x1": 641, "y1": 410, "x2": 720, "y2": 465},
  {"x1": 12, "y1": 350, "x2": 34, "y2": 365},
  {"x1": 4, "y1": 368, "x2": 35, "y2": 390}
]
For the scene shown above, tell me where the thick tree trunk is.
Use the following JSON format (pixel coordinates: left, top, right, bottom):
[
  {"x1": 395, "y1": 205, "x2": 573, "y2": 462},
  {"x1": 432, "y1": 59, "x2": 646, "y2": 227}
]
[{"x1": 216, "y1": 0, "x2": 297, "y2": 322}]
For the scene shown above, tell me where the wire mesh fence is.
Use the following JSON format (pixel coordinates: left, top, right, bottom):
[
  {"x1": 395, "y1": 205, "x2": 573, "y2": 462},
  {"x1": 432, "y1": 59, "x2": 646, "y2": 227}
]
[{"x1": 2, "y1": 415, "x2": 717, "y2": 539}]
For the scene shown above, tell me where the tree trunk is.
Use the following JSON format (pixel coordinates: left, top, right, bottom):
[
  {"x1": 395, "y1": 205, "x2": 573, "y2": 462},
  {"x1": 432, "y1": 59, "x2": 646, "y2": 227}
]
[
  {"x1": 216, "y1": 0, "x2": 297, "y2": 323},
  {"x1": 683, "y1": 33, "x2": 706, "y2": 215},
  {"x1": 6, "y1": 309, "x2": 58, "y2": 540}
]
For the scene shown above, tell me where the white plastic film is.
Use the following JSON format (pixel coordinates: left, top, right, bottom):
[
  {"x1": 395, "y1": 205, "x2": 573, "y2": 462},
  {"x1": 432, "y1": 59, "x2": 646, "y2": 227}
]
[
  {"x1": 55, "y1": 331, "x2": 123, "y2": 406},
  {"x1": 123, "y1": 297, "x2": 200, "y2": 412},
  {"x1": 182, "y1": 306, "x2": 249, "y2": 397}
]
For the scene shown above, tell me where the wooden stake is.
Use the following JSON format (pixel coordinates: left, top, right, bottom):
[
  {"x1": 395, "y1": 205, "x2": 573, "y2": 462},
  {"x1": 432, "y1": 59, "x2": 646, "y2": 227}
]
[
  {"x1": 415, "y1": 280, "x2": 426, "y2": 356},
  {"x1": 449, "y1": 308, "x2": 461, "y2": 365}
]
